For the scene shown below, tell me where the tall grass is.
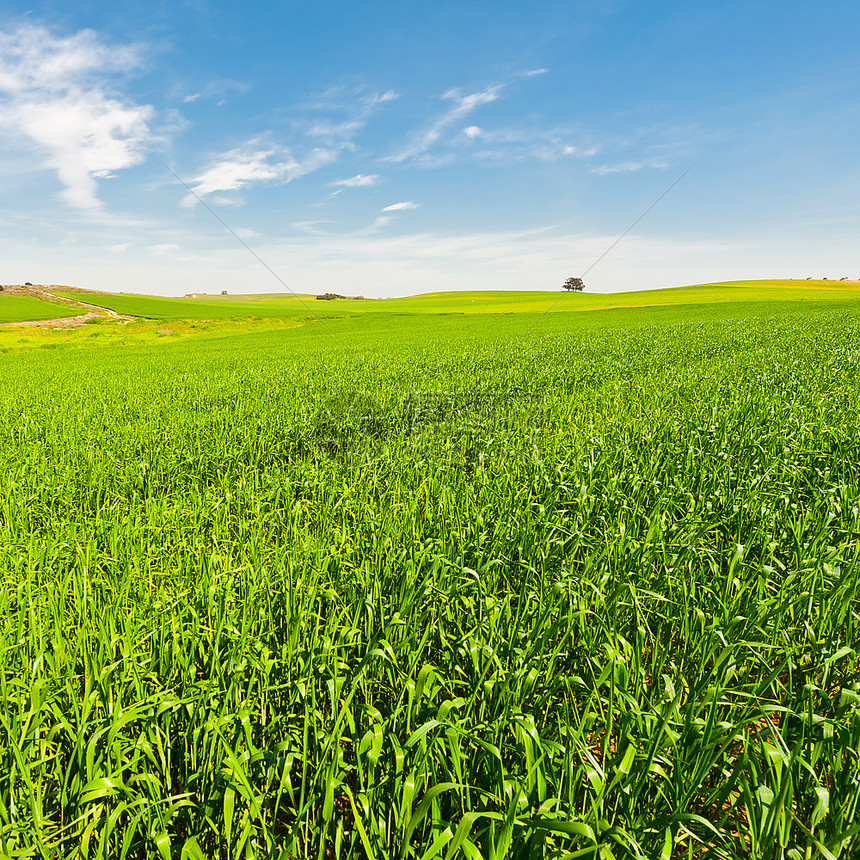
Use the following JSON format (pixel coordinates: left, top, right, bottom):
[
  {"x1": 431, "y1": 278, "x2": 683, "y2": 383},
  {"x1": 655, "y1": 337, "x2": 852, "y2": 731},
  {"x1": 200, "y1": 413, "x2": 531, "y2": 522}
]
[{"x1": 0, "y1": 304, "x2": 858, "y2": 857}]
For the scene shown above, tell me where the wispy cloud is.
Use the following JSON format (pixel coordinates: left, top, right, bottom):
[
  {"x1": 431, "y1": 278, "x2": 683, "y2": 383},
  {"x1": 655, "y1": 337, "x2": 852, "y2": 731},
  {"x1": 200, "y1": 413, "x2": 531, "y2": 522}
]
[
  {"x1": 590, "y1": 159, "x2": 669, "y2": 175},
  {"x1": 355, "y1": 201, "x2": 420, "y2": 233},
  {"x1": 290, "y1": 220, "x2": 334, "y2": 235},
  {"x1": 306, "y1": 119, "x2": 363, "y2": 138},
  {"x1": 328, "y1": 173, "x2": 380, "y2": 188},
  {"x1": 385, "y1": 84, "x2": 503, "y2": 163},
  {"x1": 307, "y1": 85, "x2": 397, "y2": 111},
  {"x1": 361, "y1": 89, "x2": 399, "y2": 107},
  {"x1": 385, "y1": 74, "x2": 591, "y2": 167},
  {"x1": 442, "y1": 86, "x2": 503, "y2": 112},
  {"x1": 0, "y1": 24, "x2": 156, "y2": 209},
  {"x1": 148, "y1": 243, "x2": 179, "y2": 255},
  {"x1": 363, "y1": 214, "x2": 392, "y2": 232},
  {"x1": 177, "y1": 79, "x2": 250, "y2": 106},
  {"x1": 459, "y1": 125, "x2": 600, "y2": 164},
  {"x1": 563, "y1": 145, "x2": 599, "y2": 157},
  {"x1": 246, "y1": 226, "x2": 743, "y2": 297},
  {"x1": 382, "y1": 201, "x2": 419, "y2": 212},
  {"x1": 299, "y1": 86, "x2": 400, "y2": 144},
  {"x1": 184, "y1": 138, "x2": 340, "y2": 205}
]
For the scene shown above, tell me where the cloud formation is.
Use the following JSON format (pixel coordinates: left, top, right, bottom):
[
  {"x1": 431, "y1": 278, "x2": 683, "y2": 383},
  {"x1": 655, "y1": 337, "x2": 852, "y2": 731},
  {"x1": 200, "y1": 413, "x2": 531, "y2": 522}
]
[
  {"x1": 563, "y1": 145, "x2": 599, "y2": 157},
  {"x1": 328, "y1": 173, "x2": 380, "y2": 188},
  {"x1": 301, "y1": 86, "x2": 400, "y2": 144},
  {"x1": 185, "y1": 138, "x2": 339, "y2": 204},
  {"x1": 148, "y1": 243, "x2": 179, "y2": 255},
  {"x1": 0, "y1": 24, "x2": 156, "y2": 209},
  {"x1": 459, "y1": 125, "x2": 600, "y2": 164},
  {"x1": 385, "y1": 73, "x2": 593, "y2": 168},
  {"x1": 590, "y1": 160, "x2": 669, "y2": 176},
  {"x1": 386, "y1": 84, "x2": 503, "y2": 163},
  {"x1": 362, "y1": 90, "x2": 399, "y2": 107},
  {"x1": 381, "y1": 201, "x2": 419, "y2": 212}
]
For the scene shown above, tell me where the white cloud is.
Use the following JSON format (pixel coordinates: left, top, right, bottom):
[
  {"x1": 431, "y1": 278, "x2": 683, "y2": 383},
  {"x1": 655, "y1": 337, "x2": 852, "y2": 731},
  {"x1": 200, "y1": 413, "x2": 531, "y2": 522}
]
[
  {"x1": 386, "y1": 84, "x2": 503, "y2": 163},
  {"x1": 208, "y1": 195, "x2": 246, "y2": 208},
  {"x1": 382, "y1": 201, "x2": 419, "y2": 212},
  {"x1": 184, "y1": 138, "x2": 339, "y2": 204},
  {"x1": 148, "y1": 243, "x2": 179, "y2": 255},
  {"x1": 386, "y1": 77, "x2": 592, "y2": 167},
  {"x1": 239, "y1": 227, "x2": 750, "y2": 298},
  {"x1": 590, "y1": 160, "x2": 669, "y2": 175},
  {"x1": 328, "y1": 173, "x2": 380, "y2": 188},
  {"x1": 307, "y1": 119, "x2": 363, "y2": 138},
  {"x1": 564, "y1": 145, "x2": 599, "y2": 157},
  {"x1": 180, "y1": 80, "x2": 250, "y2": 105},
  {"x1": 110, "y1": 242, "x2": 130, "y2": 253},
  {"x1": 302, "y1": 87, "x2": 400, "y2": 143},
  {"x1": 290, "y1": 220, "x2": 333, "y2": 235},
  {"x1": 442, "y1": 86, "x2": 502, "y2": 113},
  {"x1": 13, "y1": 197, "x2": 849, "y2": 299},
  {"x1": 459, "y1": 125, "x2": 602, "y2": 164},
  {"x1": 362, "y1": 89, "x2": 400, "y2": 106},
  {"x1": 234, "y1": 227, "x2": 260, "y2": 239},
  {"x1": 0, "y1": 24, "x2": 156, "y2": 209},
  {"x1": 360, "y1": 214, "x2": 393, "y2": 233}
]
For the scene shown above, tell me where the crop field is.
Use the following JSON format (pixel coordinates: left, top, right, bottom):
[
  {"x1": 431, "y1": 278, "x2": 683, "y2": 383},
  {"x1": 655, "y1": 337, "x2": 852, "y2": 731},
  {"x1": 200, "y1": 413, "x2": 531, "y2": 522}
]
[
  {"x1": 52, "y1": 292, "x2": 319, "y2": 322},
  {"x1": 54, "y1": 279, "x2": 860, "y2": 322},
  {"x1": 0, "y1": 294, "x2": 80, "y2": 324},
  {"x1": 1, "y1": 284, "x2": 859, "y2": 858}
]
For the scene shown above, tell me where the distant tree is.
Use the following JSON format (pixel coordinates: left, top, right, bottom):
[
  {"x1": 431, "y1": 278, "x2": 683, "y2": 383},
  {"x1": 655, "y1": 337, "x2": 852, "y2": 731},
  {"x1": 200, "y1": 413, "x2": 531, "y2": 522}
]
[{"x1": 563, "y1": 277, "x2": 585, "y2": 292}]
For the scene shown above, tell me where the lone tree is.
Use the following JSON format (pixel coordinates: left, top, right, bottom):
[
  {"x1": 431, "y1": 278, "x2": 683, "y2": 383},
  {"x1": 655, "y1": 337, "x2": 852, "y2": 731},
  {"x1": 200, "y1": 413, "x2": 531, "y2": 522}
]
[{"x1": 563, "y1": 276, "x2": 585, "y2": 292}]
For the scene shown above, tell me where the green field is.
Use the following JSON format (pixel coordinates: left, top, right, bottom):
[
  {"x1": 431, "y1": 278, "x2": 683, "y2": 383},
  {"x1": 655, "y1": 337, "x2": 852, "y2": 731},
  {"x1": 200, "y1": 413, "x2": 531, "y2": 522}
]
[
  {"x1": 0, "y1": 293, "x2": 81, "y2": 323},
  {"x1": 55, "y1": 279, "x2": 860, "y2": 321},
  {"x1": 1, "y1": 283, "x2": 859, "y2": 858}
]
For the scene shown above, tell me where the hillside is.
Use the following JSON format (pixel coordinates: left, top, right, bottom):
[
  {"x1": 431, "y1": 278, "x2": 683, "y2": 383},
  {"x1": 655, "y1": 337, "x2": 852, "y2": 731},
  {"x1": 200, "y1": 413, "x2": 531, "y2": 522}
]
[
  {"x1": 41, "y1": 278, "x2": 860, "y2": 322},
  {"x1": 2, "y1": 288, "x2": 859, "y2": 857}
]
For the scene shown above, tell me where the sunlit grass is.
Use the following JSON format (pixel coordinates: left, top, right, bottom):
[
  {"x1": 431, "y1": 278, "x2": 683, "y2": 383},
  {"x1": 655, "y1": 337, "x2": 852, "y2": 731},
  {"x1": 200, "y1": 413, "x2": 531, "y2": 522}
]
[
  {"x1": 0, "y1": 294, "x2": 81, "y2": 323},
  {"x1": 54, "y1": 279, "x2": 860, "y2": 321},
  {"x1": 0, "y1": 295, "x2": 858, "y2": 857}
]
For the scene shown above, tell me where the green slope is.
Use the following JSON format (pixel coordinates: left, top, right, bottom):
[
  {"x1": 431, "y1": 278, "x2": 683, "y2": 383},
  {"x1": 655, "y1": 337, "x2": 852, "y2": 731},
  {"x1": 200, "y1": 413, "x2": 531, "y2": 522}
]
[
  {"x1": 0, "y1": 294, "x2": 82, "y2": 323},
  {"x1": 1, "y1": 293, "x2": 859, "y2": 855},
  {"x1": 53, "y1": 292, "x2": 314, "y2": 320},
  {"x1": 55, "y1": 279, "x2": 860, "y2": 321}
]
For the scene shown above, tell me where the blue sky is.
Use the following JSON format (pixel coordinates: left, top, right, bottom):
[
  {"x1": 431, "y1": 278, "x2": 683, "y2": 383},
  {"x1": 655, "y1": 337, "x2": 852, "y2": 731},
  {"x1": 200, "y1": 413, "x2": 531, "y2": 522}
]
[{"x1": 1, "y1": 0, "x2": 859, "y2": 296}]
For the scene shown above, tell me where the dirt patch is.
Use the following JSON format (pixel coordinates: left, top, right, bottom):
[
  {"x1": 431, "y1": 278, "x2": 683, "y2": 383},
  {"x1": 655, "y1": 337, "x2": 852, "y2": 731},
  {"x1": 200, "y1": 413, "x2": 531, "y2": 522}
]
[
  {"x1": 1, "y1": 311, "x2": 109, "y2": 329},
  {"x1": 0, "y1": 283, "x2": 134, "y2": 327}
]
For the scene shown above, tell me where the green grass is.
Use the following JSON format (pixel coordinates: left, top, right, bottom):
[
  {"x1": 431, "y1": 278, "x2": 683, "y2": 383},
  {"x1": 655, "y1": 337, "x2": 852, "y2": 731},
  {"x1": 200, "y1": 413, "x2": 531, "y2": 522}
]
[
  {"x1": 54, "y1": 291, "x2": 317, "y2": 320},
  {"x1": 55, "y1": 279, "x2": 860, "y2": 321},
  {"x1": 0, "y1": 294, "x2": 81, "y2": 323},
  {"x1": 1, "y1": 288, "x2": 859, "y2": 858}
]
